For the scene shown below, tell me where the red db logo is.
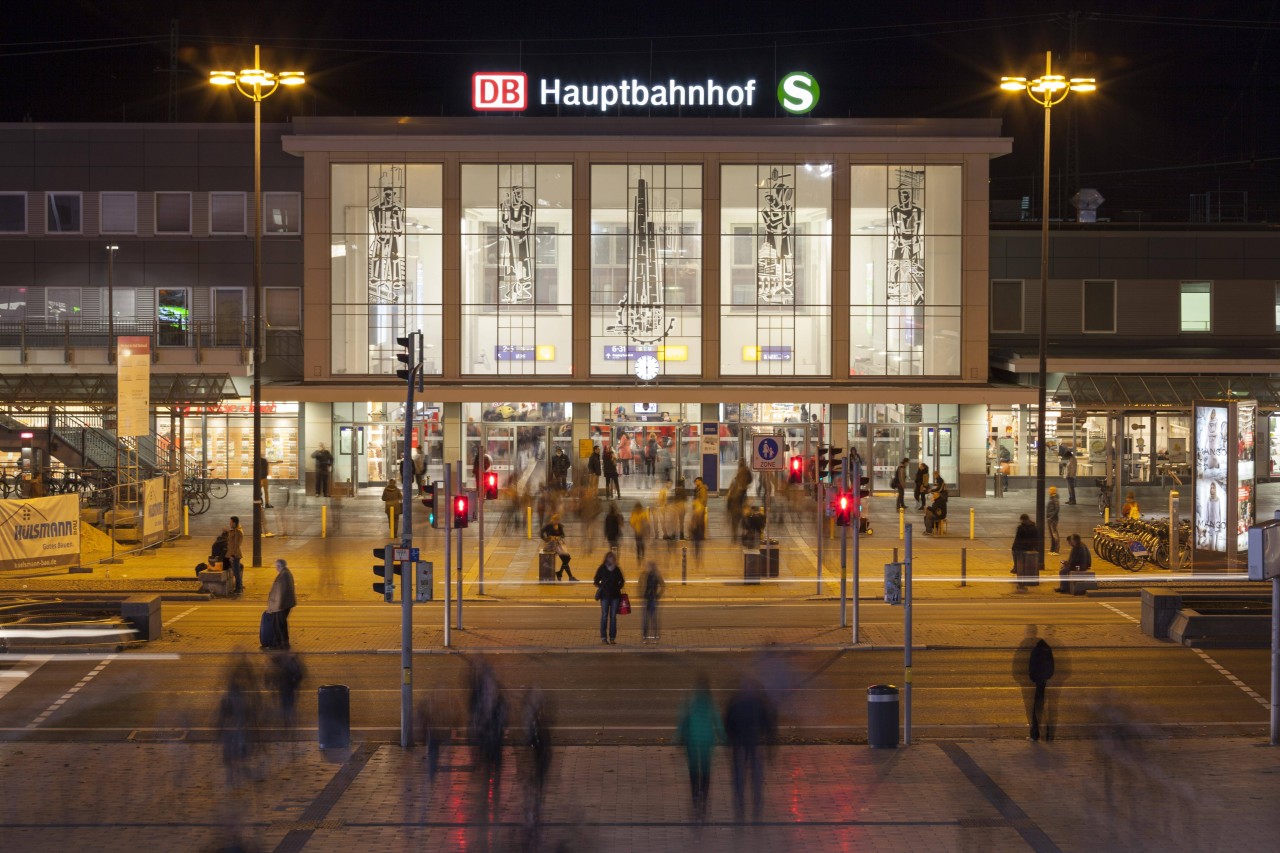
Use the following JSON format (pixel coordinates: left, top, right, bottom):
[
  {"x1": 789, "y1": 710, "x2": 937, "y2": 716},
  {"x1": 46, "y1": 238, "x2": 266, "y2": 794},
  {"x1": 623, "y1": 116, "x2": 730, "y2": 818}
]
[{"x1": 472, "y1": 72, "x2": 528, "y2": 110}]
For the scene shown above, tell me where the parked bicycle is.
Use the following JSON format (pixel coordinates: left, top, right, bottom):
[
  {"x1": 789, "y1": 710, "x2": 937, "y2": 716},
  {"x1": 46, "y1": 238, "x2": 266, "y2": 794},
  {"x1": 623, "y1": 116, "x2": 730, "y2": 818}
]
[
  {"x1": 1093, "y1": 524, "x2": 1149, "y2": 571},
  {"x1": 1095, "y1": 477, "x2": 1112, "y2": 518},
  {"x1": 1108, "y1": 516, "x2": 1192, "y2": 570}
]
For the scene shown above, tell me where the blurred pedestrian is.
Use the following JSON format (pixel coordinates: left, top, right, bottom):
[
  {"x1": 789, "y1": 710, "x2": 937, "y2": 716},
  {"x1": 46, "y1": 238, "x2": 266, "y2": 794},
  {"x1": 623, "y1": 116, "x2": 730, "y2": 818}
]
[
  {"x1": 415, "y1": 696, "x2": 450, "y2": 783},
  {"x1": 216, "y1": 655, "x2": 260, "y2": 787},
  {"x1": 226, "y1": 516, "x2": 244, "y2": 596},
  {"x1": 1011, "y1": 513, "x2": 1040, "y2": 586},
  {"x1": 640, "y1": 559, "x2": 666, "y2": 642},
  {"x1": 604, "y1": 502, "x2": 623, "y2": 552},
  {"x1": 265, "y1": 649, "x2": 305, "y2": 728},
  {"x1": 913, "y1": 462, "x2": 930, "y2": 510},
  {"x1": 1065, "y1": 451, "x2": 1078, "y2": 504},
  {"x1": 587, "y1": 445, "x2": 602, "y2": 494},
  {"x1": 381, "y1": 478, "x2": 402, "y2": 537},
  {"x1": 468, "y1": 659, "x2": 507, "y2": 821},
  {"x1": 1047, "y1": 486, "x2": 1061, "y2": 554},
  {"x1": 1013, "y1": 626, "x2": 1056, "y2": 741},
  {"x1": 520, "y1": 687, "x2": 554, "y2": 840},
  {"x1": 603, "y1": 446, "x2": 621, "y2": 500},
  {"x1": 618, "y1": 432, "x2": 634, "y2": 477},
  {"x1": 677, "y1": 675, "x2": 724, "y2": 822},
  {"x1": 265, "y1": 559, "x2": 297, "y2": 650},
  {"x1": 629, "y1": 502, "x2": 650, "y2": 562},
  {"x1": 724, "y1": 678, "x2": 777, "y2": 822},
  {"x1": 411, "y1": 446, "x2": 427, "y2": 492},
  {"x1": 593, "y1": 550, "x2": 626, "y2": 644},
  {"x1": 893, "y1": 457, "x2": 909, "y2": 510}
]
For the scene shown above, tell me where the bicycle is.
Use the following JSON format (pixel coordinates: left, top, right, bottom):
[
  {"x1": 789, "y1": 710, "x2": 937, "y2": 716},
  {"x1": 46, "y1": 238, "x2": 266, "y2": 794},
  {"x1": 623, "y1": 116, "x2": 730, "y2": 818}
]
[{"x1": 1095, "y1": 477, "x2": 1112, "y2": 518}]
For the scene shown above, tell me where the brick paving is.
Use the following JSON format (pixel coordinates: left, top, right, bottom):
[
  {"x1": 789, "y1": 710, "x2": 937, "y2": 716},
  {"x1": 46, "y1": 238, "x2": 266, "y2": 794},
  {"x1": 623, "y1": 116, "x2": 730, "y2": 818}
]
[{"x1": 0, "y1": 736, "x2": 1271, "y2": 851}]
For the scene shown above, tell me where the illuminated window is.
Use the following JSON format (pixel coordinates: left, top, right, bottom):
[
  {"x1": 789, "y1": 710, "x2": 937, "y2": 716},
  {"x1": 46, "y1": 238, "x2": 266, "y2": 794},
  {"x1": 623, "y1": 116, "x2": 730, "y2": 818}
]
[{"x1": 1180, "y1": 281, "x2": 1211, "y2": 332}]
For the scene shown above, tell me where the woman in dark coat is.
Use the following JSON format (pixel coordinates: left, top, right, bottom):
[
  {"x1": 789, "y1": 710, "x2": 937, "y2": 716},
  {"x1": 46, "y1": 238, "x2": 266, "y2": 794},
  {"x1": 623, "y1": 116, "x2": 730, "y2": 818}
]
[
  {"x1": 592, "y1": 551, "x2": 626, "y2": 644},
  {"x1": 1011, "y1": 513, "x2": 1040, "y2": 578}
]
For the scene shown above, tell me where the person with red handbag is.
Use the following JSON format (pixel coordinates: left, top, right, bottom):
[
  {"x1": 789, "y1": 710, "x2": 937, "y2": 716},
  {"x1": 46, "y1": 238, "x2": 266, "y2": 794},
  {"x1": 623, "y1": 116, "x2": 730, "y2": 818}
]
[{"x1": 593, "y1": 551, "x2": 626, "y2": 644}]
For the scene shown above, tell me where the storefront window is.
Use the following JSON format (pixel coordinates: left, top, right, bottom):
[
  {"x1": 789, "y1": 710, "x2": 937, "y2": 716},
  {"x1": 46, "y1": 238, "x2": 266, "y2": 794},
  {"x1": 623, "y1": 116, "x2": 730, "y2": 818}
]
[
  {"x1": 590, "y1": 164, "x2": 702, "y2": 376},
  {"x1": 161, "y1": 404, "x2": 300, "y2": 482},
  {"x1": 720, "y1": 164, "x2": 831, "y2": 376},
  {"x1": 850, "y1": 165, "x2": 962, "y2": 376},
  {"x1": 330, "y1": 164, "x2": 443, "y2": 376},
  {"x1": 461, "y1": 164, "x2": 572, "y2": 375}
]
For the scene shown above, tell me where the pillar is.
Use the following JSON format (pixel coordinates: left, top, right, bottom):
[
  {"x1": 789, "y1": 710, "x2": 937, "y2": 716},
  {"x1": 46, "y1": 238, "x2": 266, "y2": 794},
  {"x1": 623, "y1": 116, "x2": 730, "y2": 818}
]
[{"x1": 958, "y1": 403, "x2": 988, "y2": 498}]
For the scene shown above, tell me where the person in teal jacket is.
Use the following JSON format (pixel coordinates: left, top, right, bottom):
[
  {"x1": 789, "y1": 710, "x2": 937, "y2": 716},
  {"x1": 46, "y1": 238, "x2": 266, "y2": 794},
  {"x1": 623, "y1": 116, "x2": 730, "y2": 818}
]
[{"x1": 676, "y1": 674, "x2": 724, "y2": 822}]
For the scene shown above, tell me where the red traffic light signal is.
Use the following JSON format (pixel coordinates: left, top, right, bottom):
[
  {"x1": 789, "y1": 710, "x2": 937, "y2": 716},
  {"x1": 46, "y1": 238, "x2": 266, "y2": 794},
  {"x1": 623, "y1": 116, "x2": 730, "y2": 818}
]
[
  {"x1": 788, "y1": 455, "x2": 804, "y2": 484},
  {"x1": 453, "y1": 494, "x2": 470, "y2": 528},
  {"x1": 484, "y1": 471, "x2": 499, "y2": 500},
  {"x1": 835, "y1": 491, "x2": 853, "y2": 526}
]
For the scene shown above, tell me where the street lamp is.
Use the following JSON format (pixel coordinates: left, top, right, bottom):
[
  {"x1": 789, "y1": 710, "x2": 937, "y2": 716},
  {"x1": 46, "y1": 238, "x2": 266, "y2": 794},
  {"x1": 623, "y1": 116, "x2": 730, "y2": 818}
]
[
  {"x1": 210, "y1": 45, "x2": 304, "y2": 568},
  {"x1": 1000, "y1": 51, "x2": 1096, "y2": 561},
  {"x1": 106, "y1": 244, "x2": 118, "y2": 363}
]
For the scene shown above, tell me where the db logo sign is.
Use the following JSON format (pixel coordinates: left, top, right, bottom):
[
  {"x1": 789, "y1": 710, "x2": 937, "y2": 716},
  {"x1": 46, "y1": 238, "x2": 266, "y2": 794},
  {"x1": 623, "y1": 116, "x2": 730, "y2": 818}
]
[{"x1": 472, "y1": 72, "x2": 527, "y2": 111}]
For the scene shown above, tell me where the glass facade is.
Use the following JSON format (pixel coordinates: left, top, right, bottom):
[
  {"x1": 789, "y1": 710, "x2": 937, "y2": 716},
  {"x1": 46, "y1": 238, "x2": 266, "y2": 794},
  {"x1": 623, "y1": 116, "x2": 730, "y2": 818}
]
[
  {"x1": 590, "y1": 164, "x2": 703, "y2": 376},
  {"x1": 720, "y1": 163, "x2": 831, "y2": 376},
  {"x1": 330, "y1": 163, "x2": 443, "y2": 376},
  {"x1": 461, "y1": 164, "x2": 573, "y2": 375},
  {"x1": 850, "y1": 165, "x2": 962, "y2": 376}
]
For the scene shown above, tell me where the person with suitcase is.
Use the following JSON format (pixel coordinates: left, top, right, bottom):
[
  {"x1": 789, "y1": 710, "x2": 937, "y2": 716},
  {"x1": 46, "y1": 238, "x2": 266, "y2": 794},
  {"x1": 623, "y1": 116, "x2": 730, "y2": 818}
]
[{"x1": 262, "y1": 558, "x2": 297, "y2": 650}]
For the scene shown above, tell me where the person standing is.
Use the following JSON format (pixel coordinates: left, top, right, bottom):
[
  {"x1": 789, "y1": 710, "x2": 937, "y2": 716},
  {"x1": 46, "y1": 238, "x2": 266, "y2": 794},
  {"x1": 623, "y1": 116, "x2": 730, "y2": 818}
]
[
  {"x1": 411, "y1": 446, "x2": 427, "y2": 493},
  {"x1": 1047, "y1": 486, "x2": 1061, "y2": 554},
  {"x1": 265, "y1": 558, "x2": 297, "y2": 650},
  {"x1": 603, "y1": 447, "x2": 621, "y2": 500},
  {"x1": 640, "y1": 559, "x2": 665, "y2": 642},
  {"x1": 924, "y1": 475, "x2": 948, "y2": 535},
  {"x1": 894, "y1": 457, "x2": 909, "y2": 510},
  {"x1": 617, "y1": 432, "x2": 633, "y2": 477},
  {"x1": 604, "y1": 502, "x2": 623, "y2": 552},
  {"x1": 311, "y1": 443, "x2": 334, "y2": 497},
  {"x1": 629, "y1": 502, "x2": 650, "y2": 562},
  {"x1": 677, "y1": 675, "x2": 724, "y2": 823},
  {"x1": 381, "y1": 478, "x2": 402, "y2": 537},
  {"x1": 724, "y1": 678, "x2": 777, "y2": 823},
  {"x1": 592, "y1": 550, "x2": 625, "y2": 644},
  {"x1": 913, "y1": 462, "x2": 930, "y2": 510},
  {"x1": 587, "y1": 446, "x2": 602, "y2": 494},
  {"x1": 257, "y1": 455, "x2": 274, "y2": 508},
  {"x1": 226, "y1": 516, "x2": 245, "y2": 595},
  {"x1": 549, "y1": 446, "x2": 570, "y2": 491},
  {"x1": 1012, "y1": 513, "x2": 1040, "y2": 586},
  {"x1": 644, "y1": 434, "x2": 659, "y2": 482},
  {"x1": 1065, "y1": 451, "x2": 1078, "y2": 504}
]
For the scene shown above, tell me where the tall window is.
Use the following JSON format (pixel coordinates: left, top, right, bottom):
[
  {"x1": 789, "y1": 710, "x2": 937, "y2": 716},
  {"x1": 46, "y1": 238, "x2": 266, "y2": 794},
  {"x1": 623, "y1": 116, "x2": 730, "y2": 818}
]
[
  {"x1": 850, "y1": 165, "x2": 962, "y2": 376},
  {"x1": 1180, "y1": 281, "x2": 1211, "y2": 332},
  {"x1": 720, "y1": 163, "x2": 831, "y2": 376},
  {"x1": 1082, "y1": 280, "x2": 1116, "y2": 333},
  {"x1": 330, "y1": 164, "x2": 443, "y2": 375},
  {"x1": 461, "y1": 164, "x2": 572, "y2": 375},
  {"x1": 590, "y1": 164, "x2": 702, "y2": 376},
  {"x1": 0, "y1": 193, "x2": 25, "y2": 233},
  {"x1": 990, "y1": 280, "x2": 1023, "y2": 332},
  {"x1": 46, "y1": 192, "x2": 81, "y2": 234},
  {"x1": 100, "y1": 192, "x2": 137, "y2": 234}
]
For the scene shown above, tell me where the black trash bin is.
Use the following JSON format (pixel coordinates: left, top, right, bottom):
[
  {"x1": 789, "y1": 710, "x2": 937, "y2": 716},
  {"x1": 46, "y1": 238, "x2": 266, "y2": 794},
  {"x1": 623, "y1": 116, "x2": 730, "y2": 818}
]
[
  {"x1": 318, "y1": 684, "x2": 350, "y2": 749},
  {"x1": 867, "y1": 684, "x2": 899, "y2": 748},
  {"x1": 762, "y1": 539, "x2": 780, "y2": 578}
]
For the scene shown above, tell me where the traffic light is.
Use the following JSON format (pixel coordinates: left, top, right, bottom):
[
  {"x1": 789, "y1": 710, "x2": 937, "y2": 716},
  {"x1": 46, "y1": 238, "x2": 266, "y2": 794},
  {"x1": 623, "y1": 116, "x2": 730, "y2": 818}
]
[
  {"x1": 828, "y1": 446, "x2": 844, "y2": 484},
  {"x1": 835, "y1": 491, "x2": 853, "y2": 526},
  {"x1": 421, "y1": 481, "x2": 438, "y2": 528},
  {"x1": 856, "y1": 476, "x2": 871, "y2": 518},
  {"x1": 395, "y1": 334, "x2": 417, "y2": 384},
  {"x1": 483, "y1": 470, "x2": 499, "y2": 501},
  {"x1": 816, "y1": 446, "x2": 829, "y2": 482},
  {"x1": 372, "y1": 546, "x2": 396, "y2": 601},
  {"x1": 452, "y1": 494, "x2": 470, "y2": 529},
  {"x1": 788, "y1": 455, "x2": 804, "y2": 485}
]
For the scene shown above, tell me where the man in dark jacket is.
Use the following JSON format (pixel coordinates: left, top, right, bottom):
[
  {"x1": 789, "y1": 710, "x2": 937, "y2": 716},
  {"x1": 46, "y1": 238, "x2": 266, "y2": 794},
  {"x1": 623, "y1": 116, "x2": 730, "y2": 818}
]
[
  {"x1": 604, "y1": 502, "x2": 623, "y2": 552},
  {"x1": 1011, "y1": 513, "x2": 1040, "y2": 587},
  {"x1": 723, "y1": 678, "x2": 777, "y2": 822},
  {"x1": 1013, "y1": 626, "x2": 1056, "y2": 741}
]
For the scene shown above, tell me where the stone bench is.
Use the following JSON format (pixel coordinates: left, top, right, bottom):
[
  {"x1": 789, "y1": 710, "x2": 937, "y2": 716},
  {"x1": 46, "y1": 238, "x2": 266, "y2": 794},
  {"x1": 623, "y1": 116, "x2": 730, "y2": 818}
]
[{"x1": 198, "y1": 567, "x2": 235, "y2": 597}]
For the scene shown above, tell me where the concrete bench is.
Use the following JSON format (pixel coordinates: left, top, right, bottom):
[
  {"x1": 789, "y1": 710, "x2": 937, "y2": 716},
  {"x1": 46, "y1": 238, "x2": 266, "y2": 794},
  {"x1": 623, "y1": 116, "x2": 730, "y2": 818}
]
[
  {"x1": 198, "y1": 568, "x2": 235, "y2": 597},
  {"x1": 1067, "y1": 570, "x2": 1097, "y2": 595}
]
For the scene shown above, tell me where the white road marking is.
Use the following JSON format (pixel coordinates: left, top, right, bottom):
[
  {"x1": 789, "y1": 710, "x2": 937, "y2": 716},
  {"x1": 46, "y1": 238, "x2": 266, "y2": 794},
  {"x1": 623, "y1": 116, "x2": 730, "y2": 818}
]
[
  {"x1": 27, "y1": 654, "x2": 117, "y2": 729},
  {"x1": 1191, "y1": 647, "x2": 1271, "y2": 711},
  {"x1": 0, "y1": 655, "x2": 51, "y2": 703},
  {"x1": 164, "y1": 606, "x2": 200, "y2": 626},
  {"x1": 1098, "y1": 602, "x2": 1140, "y2": 624}
]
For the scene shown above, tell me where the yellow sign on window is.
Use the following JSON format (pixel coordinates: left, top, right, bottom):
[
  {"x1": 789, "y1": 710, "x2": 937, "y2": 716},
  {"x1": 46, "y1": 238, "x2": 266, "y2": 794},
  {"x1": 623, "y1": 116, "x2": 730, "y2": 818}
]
[
  {"x1": 742, "y1": 345, "x2": 761, "y2": 362},
  {"x1": 535, "y1": 345, "x2": 556, "y2": 361},
  {"x1": 657, "y1": 344, "x2": 688, "y2": 362}
]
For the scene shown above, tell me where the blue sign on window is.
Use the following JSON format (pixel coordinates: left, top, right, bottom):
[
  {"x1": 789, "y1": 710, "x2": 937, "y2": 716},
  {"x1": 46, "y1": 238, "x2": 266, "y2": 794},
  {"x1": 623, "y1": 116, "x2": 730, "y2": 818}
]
[
  {"x1": 495, "y1": 345, "x2": 536, "y2": 361},
  {"x1": 760, "y1": 346, "x2": 792, "y2": 361},
  {"x1": 603, "y1": 344, "x2": 658, "y2": 361}
]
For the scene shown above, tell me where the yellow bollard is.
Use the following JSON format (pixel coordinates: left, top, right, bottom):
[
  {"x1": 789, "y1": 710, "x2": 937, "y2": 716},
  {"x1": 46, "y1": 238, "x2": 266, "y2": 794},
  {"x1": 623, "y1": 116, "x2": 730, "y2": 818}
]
[
  {"x1": 389, "y1": 509, "x2": 398, "y2": 540},
  {"x1": 899, "y1": 507, "x2": 905, "y2": 540},
  {"x1": 969, "y1": 506, "x2": 975, "y2": 540},
  {"x1": 183, "y1": 504, "x2": 189, "y2": 538},
  {"x1": 321, "y1": 504, "x2": 327, "y2": 538},
  {"x1": 1104, "y1": 506, "x2": 1110, "y2": 524},
  {"x1": 526, "y1": 505, "x2": 533, "y2": 539}
]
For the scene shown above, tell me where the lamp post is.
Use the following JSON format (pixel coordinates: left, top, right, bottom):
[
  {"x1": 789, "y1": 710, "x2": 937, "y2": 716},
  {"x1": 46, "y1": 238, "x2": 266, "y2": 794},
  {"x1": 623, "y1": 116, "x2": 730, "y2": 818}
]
[
  {"x1": 106, "y1": 244, "x2": 118, "y2": 363},
  {"x1": 1000, "y1": 52, "x2": 1096, "y2": 561},
  {"x1": 211, "y1": 46, "x2": 304, "y2": 568}
]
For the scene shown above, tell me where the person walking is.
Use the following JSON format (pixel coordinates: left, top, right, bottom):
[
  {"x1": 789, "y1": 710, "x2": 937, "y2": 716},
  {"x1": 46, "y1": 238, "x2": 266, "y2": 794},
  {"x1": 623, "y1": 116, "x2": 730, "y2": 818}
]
[
  {"x1": 644, "y1": 433, "x2": 659, "y2": 482},
  {"x1": 265, "y1": 558, "x2": 297, "y2": 650},
  {"x1": 1047, "y1": 486, "x2": 1061, "y2": 554},
  {"x1": 639, "y1": 559, "x2": 665, "y2": 642},
  {"x1": 629, "y1": 502, "x2": 650, "y2": 562},
  {"x1": 723, "y1": 678, "x2": 777, "y2": 822},
  {"x1": 603, "y1": 446, "x2": 621, "y2": 500},
  {"x1": 677, "y1": 674, "x2": 724, "y2": 823},
  {"x1": 265, "y1": 649, "x2": 305, "y2": 728},
  {"x1": 604, "y1": 502, "x2": 623, "y2": 552},
  {"x1": 1011, "y1": 513, "x2": 1040, "y2": 587},
  {"x1": 257, "y1": 455, "x2": 274, "y2": 508},
  {"x1": 519, "y1": 687, "x2": 554, "y2": 840},
  {"x1": 894, "y1": 457, "x2": 909, "y2": 510},
  {"x1": 1065, "y1": 451, "x2": 1078, "y2": 504},
  {"x1": 593, "y1": 550, "x2": 625, "y2": 644},
  {"x1": 381, "y1": 478, "x2": 402, "y2": 537},
  {"x1": 1028, "y1": 634, "x2": 1056, "y2": 741},
  {"x1": 311, "y1": 443, "x2": 334, "y2": 497},
  {"x1": 587, "y1": 446, "x2": 602, "y2": 494},
  {"x1": 618, "y1": 432, "x2": 633, "y2": 477},
  {"x1": 539, "y1": 514, "x2": 577, "y2": 581},
  {"x1": 468, "y1": 659, "x2": 507, "y2": 824},
  {"x1": 225, "y1": 516, "x2": 244, "y2": 595},
  {"x1": 913, "y1": 462, "x2": 930, "y2": 510},
  {"x1": 411, "y1": 446, "x2": 427, "y2": 492}
]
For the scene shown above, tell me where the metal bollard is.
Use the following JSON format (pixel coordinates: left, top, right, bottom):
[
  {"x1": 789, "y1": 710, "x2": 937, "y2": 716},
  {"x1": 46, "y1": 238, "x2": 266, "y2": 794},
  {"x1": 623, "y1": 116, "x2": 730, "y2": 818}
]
[
  {"x1": 867, "y1": 684, "x2": 899, "y2": 748},
  {"x1": 961, "y1": 547, "x2": 967, "y2": 588},
  {"x1": 682, "y1": 546, "x2": 687, "y2": 585},
  {"x1": 892, "y1": 547, "x2": 899, "y2": 564},
  {"x1": 899, "y1": 507, "x2": 905, "y2": 540},
  {"x1": 969, "y1": 506, "x2": 975, "y2": 540},
  {"x1": 526, "y1": 506, "x2": 533, "y2": 539},
  {"x1": 183, "y1": 504, "x2": 189, "y2": 538},
  {"x1": 317, "y1": 684, "x2": 350, "y2": 749}
]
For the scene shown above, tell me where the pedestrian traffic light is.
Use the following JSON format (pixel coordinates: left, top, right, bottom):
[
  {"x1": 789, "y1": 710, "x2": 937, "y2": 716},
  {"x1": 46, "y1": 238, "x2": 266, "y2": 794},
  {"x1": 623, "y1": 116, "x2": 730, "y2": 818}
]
[
  {"x1": 816, "y1": 446, "x2": 829, "y2": 482},
  {"x1": 372, "y1": 546, "x2": 396, "y2": 601},
  {"x1": 855, "y1": 476, "x2": 871, "y2": 517},
  {"x1": 835, "y1": 491, "x2": 853, "y2": 526},
  {"x1": 395, "y1": 334, "x2": 417, "y2": 384},
  {"x1": 788, "y1": 455, "x2": 804, "y2": 485},
  {"x1": 421, "y1": 481, "x2": 438, "y2": 528},
  {"x1": 828, "y1": 446, "x2": 844, "y2": 484},
  {"x1": 483, "y1": 470, "x2": 499, "y2": 501},
  {"x1": 452, "y1": 494, "x2": 470, "y2": 529}
]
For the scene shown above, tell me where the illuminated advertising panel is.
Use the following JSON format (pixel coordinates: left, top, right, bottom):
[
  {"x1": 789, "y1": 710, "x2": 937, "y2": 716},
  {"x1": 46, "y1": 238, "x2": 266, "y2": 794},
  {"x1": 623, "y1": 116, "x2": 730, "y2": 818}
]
[
  {"x1": 1194, "y1": 404, "x2": 1227, "y2": 553},
  {"x1": 1236, "y1": 402, "x2": 1256, "y2": 553}
]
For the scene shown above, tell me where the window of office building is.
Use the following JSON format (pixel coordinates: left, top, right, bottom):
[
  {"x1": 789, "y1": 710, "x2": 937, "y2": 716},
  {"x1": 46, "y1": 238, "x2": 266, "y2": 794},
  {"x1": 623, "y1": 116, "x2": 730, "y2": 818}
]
[
  {"x1": 0, "y1": 193, "x2": 25, "y2": 233},
  {"x1": 155, "y1": 192, "x2": 191, "y2": 234},
  {"x1": 0, "y1": 286, "x2": 27, "y2": 320},
  {"x1": 100, "y1": 192, "x2": 137, "y2": 234},
  {"x1": 1273, "y1": 282, "x2": 1280, "y2": 332},
  {"x1": 265, "y1": 287, "x2": 300, "y2": 329},
  {"x1": 461, "y1": 164, "x2": 572, "y2": 375},
  {"x1": 990, "y1": 280, "x2": 1023, "y2": 332},
  {"x1": 590, "y1": 164, "x2": 702, "y2": 376},
  {"x1": 1082, "y1": 279, "x2": 1116, "y2": 333},
  {"x1": 720, "y1": 163, "x2": 831, "y2": 376},
  {"x1": 330, "y1": 163, "x2": 444, "y2": 376},
  {"x1": 46, "y1": 192, "x2": 81, "y2": 234},
  {"x1": 45, "y1": 287, "x2": 81, "y2": 319},
  {"x1": 1180, "y1": 281, "x2": 1211, "y2": 332},
  {"x1": 850, "y1": 165, "x2": 962, "y2": 376},
  {"x1": 210, "y1": 192, "x2": 246, "y2": 234},
  {"x1": 264, "y1": 192, "x2": 301, "y2": 234}
]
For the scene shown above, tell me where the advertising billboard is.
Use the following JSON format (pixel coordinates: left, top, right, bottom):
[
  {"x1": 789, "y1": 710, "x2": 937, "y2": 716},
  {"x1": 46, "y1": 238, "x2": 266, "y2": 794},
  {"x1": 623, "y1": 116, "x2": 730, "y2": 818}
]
[
  {"x1": 1195, "y1": 404, "x2": 1228, "y2": 552},
  {"x1": 1236, "y1": 402, "x2": 1256, "y2": 553}
]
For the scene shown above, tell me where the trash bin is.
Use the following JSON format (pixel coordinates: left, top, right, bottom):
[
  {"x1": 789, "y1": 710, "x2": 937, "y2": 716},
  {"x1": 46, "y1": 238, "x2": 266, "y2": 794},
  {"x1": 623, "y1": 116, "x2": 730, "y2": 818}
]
[
  {"x1": 761, "y1": 539, "x2": 780, "y2": 578},
  {"x1": 538, "y1": 551, "x2": 557, "y2": 583},
  {"x1": 742, "y1": 549, "x2": 763, "y2": 584},
  {"x1": 883, "y1": 562, "x2": 903, "y2": 604},
  {"x1": 867, "y1": 684, "x2": 899, "y2": 748},
  {"x1": 1014, "y1": 551, "x2": 1041, "y2": 587},
  {"x1": 318, "y1": 684, "x2": 350, "y2": 749}
]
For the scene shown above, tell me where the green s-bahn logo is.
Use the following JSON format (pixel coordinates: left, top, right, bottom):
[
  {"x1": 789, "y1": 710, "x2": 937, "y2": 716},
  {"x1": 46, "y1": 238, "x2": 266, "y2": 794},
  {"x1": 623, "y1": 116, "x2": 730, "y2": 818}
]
[{"x1": 777, "y1": 71, "x2": 819, "y2": 115}]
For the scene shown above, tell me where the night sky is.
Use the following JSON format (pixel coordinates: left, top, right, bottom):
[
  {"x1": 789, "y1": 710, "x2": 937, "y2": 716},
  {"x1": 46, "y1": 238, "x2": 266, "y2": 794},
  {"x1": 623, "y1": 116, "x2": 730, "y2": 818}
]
[{"x1": 4, "y1": 0, "x2": 1278, "y2": 220}]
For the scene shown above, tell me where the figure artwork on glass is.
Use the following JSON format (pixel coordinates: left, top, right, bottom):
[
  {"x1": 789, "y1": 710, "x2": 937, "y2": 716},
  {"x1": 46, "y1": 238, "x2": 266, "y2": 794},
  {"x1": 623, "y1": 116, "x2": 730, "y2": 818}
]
[
  {"x1": 499, "y1": 184, "x2": 535, "y2": 304},
  {"x1": 758, "y1": 167, "x2": 795, "y2": 305},
  {"x1": 368, "y1": 167, "x2": 406, "y2": 305},
  {"x1": 888, "y1": 168, "x2": 924, "y2": 306},
  {"x1": 608, "y1": 177, "x2": 675, "y2": 345}
]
